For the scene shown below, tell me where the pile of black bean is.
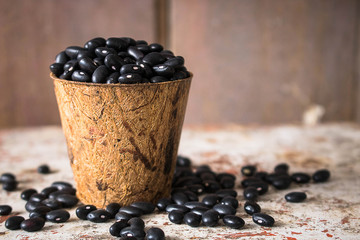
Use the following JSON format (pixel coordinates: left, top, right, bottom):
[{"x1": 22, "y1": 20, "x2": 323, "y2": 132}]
[
  {"x1": 49, "y1": 37, "x2": 190, "y2": 84},
  {"x1": 0, "y1": 172, "x2": 18, "y2": 192}
]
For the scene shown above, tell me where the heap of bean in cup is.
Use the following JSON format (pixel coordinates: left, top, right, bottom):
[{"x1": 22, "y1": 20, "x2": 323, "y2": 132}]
[
  {"x1": 0, "y1": 157, "x2": 330, "y2": 239},
  {"x1": 49, "y1": 37, "x2": 190, "y2": 84}
]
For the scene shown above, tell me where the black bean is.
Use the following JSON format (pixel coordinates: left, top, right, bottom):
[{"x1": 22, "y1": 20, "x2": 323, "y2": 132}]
[
  {"x1": 5, "y1": 216, "x2": 25, "y2": 230},
  {"x1": 118, "y1": 51, "x2": 131, "y2": 58},
  {"x1": 76, "y1": 50, "x2": 95, "y2": 60},
  {"x1": 223, "y1": 215, "x2": 245, "y2": 229},
  {"x1": 243, "y1": 186, "x2": 259, "y2": 201},
  {"x1": 115, "y1": 211, "x2": 132, "y2": 222},
  {"x1": 187, "y1": 184, "x2": 205, "y2": 195},
  {"x1": 0, "y1": 205, "x2": 12, "y2": 215},
  {"x1": 137, "y1": 44, "x2": 151, "y2": 54},
  {"x1": 109, "y1": 220, "x2": 128, "y2": 237},
  {"x1": 79, "y1": 57, "x2": 98, "y2": 74},
  {"x1": 50, "y1": 63, "x2": 64, "y2": 77},
  {"x1": 119, "y1": 206, "x2": 143, "y2": 217},
  {"x1": 136, "y1": 40, "x2": 148, "y2": 45},
  {"x1": 291, "y1": 172, "x2": 311, "y2": 184},
  {"x1": 220, "y1": 196, "x2": 239, "y2": 209},
  {"x1": 30, "y1": 206, "x2": 52, "y2": 219},
  {"x1": 127, "y1": 46, "x2": 144, "y2": 60},
  {"x1": 161, "y1": 50, "x2": 174, "y2": 56},
  {"x1": 272, "y1": 175, "x2": 292, "y2": 190},
  {"x1": 174, "y1": 176, "x2": 202, "y2": 188},
  {"x1": 203, "y1": 180, "x2": 221, "y2": 193},
  {"x1": 29, "y1": 193, "x2": 47, "y2": 203},
  {"x1": 20, "y1": 217, "x2": 45, "y2": 232},
  {"x1": 105, "y1": 54, "x2": 125, "y2": 71},
  {"x1": 184, "y1": 201, "x2": 207, "y2": 210},
  {"x1": 149, "y1": 43, "x2": 163, "y2": 52},
  {"x1": 95, "y1": 47, "x2": 117, "y2": 58},
  {"x1": 174, "y1": 167, "x2": 193, "y2": 179},
  {"x1": 165, "y1": 204, "x2": 189, "y2": 213},
  {"x1": 64, "y1": 60, "x2": 78, "y2": 72},
  {"x1": 93, "y1": 57, "x2": 104, "y2": 66},
  {"x1": 248, "y1": 181, "x2": 269, "y2": 195},
  {"x1": 163, "y1": 57, "x2": 184, "y2": 69},
  {"x1": 56, "y1": 194, "x2": 79, "y2": 208},
  {"x1": 55, "y1": 51, "x2": 69, "y2": 64},
  {"x1": 202, "y1": 194, "x2": 221, "y2": 207},
  {"x1": 76, "y1": 205, "x2": 97, "y2": 220},
  {"x1": 146, "y1": 227, "x2": 165, "y2": 240},
  {"x1": 312, "y1": 169, "x2": 330, "y2": 183},
  {"x1": 42, "y1": 199, "x2": 63, "y2": 210},
  {"x1": 156, "y1": 198, "x2": 172, "y2": 212},
  {"x1": 168, "y1": 210, "x2": 184, "y2": 224},
  {"x1": 216, "y1": 173, "x2": 236, "y2": 182},
  {"x1": 244, "y1": 201, "x2": 261, "y2": 215},
  {"x1": 2, "y1": 180, "x2": 18, "y2": 191},
  {"x1": 130, "y1": 202, "x2": 155, "y2": 214},
  {"x1": 106, "y1": 72, "x2": 120, "y2": 84},
  {"x1": 120, "y1": 64, "x2": 144, "y2": 75},
  {"x1": 191, "y1": 206, "x2": 209, "y2": 216},
  {"x1": 252, "y1": 213, "x2": 275, "y2": 227},
  {"x1": 65, "y1": 46, "x2": 84, "y2": 59},
  {"x1": 220, "y1": 176, "x2": 235, "y2": 189},
  {"x1": 184, "y1": 191, "x2": 199, "y2": 202},
  {"x1": 84, "y1": 37, "x2": 106, "y2": 52},
  {"x1": 254, "y1": 171, "x2": 268, "y2": 181},
  {"x1": 106, "y1": 37, "x2": 128, "y2": 51},
  {"x1": 120, "y1": 226, "x2": 146, "y2": 239},
  {"x1": 40, "y1": 187, "x2": 58, "y2": 197},
  {"x1": 265, "y1": 173, "x2": 283, "y2": 184},
  {"x1": 216, "y1": 189, "x2": 237, "y2": 198},
  {"x1": 87, "y1": 209, "x2": 111, "y2": 223},
  {"x1": 120, "y1": 37, "x2": 136, "y2": 46},
  {"x1": 25, "y1": 201, "x2": 45, "y2": 212},
  {"x1": 142, "y1": 52, "x2": 166, "y2": 66},
  {"x1": 202, "y1": 209, "x2": 219, "y2": 227},
  {"x1": 241, "y1": 177, "x2": 262, "y2": 188},
  {"x1": 274, "y1": 163, "x2": 289, "y2": 174},
  {"x1": 241, "y1": 165, "x2": 257, "y2": 177},
  {"x1": 171, "y1": 192, "x2": 188, "y2": 205},
  {"x1": 128, "y1": 217, "x2": 145, "y2": 229},
  {"x1": 285, "y1": 192, "x2": 307, "y2": 203},
  {"x1": 184, "y1": 212, "x2": 201, "y2": 227},
  {"x1": 106, "y1": 203, "x2": 121, "y2": 218},
  {"x1": 200, "y1": 172, "x2": 216, "y2": 181},
  {"x1": 153, "y1": 64, "x2": 175, "y2": 78},
  {"x1": 92, "y1": 65, "x2": 110, "y2": 83},
  {"x1": 21, "y1": 189, "x2": 37, "y2": 201},
  {"x1": 118, "y1": 73, "x2": 144, "y2": 84},
  {"x1": 123, "y1": 55, "x2": 137, "y2": 64},
  {"x1": 46, "y1": 209, "x2": 70, "y2": 223},
  {"x1": 49, "y1": 189, "x2": 76, "y2": 199},
  {"x1": 136, "y1": 62, "x2": 154, "y2": 78},
  {"x1": 176, "y1": 156, "x2": 191, "y2": 167},
  {"x1": 29, "y1": 211, "x2": 44, "y2": 219},
  {"x1": 212, "y1": 204, "x2": 236, "y2": 217},
  {"x1": 51, "y1": 181, "x2": 73, "y2": 190}
]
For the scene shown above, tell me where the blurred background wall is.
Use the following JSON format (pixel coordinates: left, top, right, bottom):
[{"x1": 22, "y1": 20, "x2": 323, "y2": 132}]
[{"x1": 0, "y1": 0, "x2": 359, "y2": 128}]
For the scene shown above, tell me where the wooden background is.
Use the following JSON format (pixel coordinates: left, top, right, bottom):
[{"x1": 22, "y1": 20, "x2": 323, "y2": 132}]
[{"x1": 0, "y1": 0, "x2": 359, "y2": 128}]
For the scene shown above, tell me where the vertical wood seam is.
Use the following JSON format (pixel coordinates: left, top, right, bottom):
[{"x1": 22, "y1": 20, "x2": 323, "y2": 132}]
[
  {"x1": 355, "y1": 0, "x2": 360, "y2": 122},
  {"x1": 155, "y1": 0, "x2": 169, "y2": 47}
]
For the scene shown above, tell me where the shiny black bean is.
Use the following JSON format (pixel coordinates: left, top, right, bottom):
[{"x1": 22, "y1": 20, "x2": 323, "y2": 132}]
[
  {"x1": 25, "y1": 201, "x2": 45, "y2": 212},
  {"x1": 191, "y1": 206, "x2": 209, "y2": 216},
  {"x1": 106, "y1": 203, "x2": 121, "y2": 218},
  {"x1": 272, "y1": 175, "x2": 292, "y2": 190},
  {"x1": 76, "y1": 205, "x2": 97, "y2": 220},
  {"x1": 161, "y1": 50, "x2": 174, "y2": 56},
  {"x1": 120, "y1": 37, "x2": 136, "y2": 46},
  {"x1": 119, "y1": 206, "x2": 143, "y2": 217},
  {"x1": 165, "y1": 204, "x2": 189, "y2": 213},
  {"x1": 105, "y1": 54, "x2": 125, "y2": 71},
  {"x1": 142, "y1": 52, "x2": 166, "y2": 66},
  {"x1": 49, "y1": 189, "x2": 76, "y2": 199},
  {"x1": 216, "y1": 189, "x2": 237, "y2": 198},
  {"x1": 32, "y1": 206, "x2": 53, "y2": 216},
  {"x1": 51, "y1": 181, "x2": 73, "y2": 190},
  {"x1": 146, "y1": 227, "x2": 165, "y2": 240},
  {"x1": 183, "y1": 191, "x2": 198, "y2": 202},
  {"x1": 87, "y1": 209, "x2": 111, "y2": 223},
  {"x1": 174, "y1": 176, "x2": 202, "y2": 187},
  {"x1": 136, "y1": 61, "x2": 153, "y2": 78},
  {"x1": 40, "y1": 187, "x2": 58, "y2": 197},
  {"x1": 184, "y1": 202, "x2": 207, "y2": 210},
  {"x1": 163, "y1": 57, "x2": 184, "y2": 69},
  {"x1": 42, "y1": 199, "x2": 62, "y2": 210},
  {"x1": 5, "y1": 216, "x2": 25, "y2": 230},
  {"x1": 216, "y1": 173, "x2": 236, "y2": 182},
  {"x1": 254, "y1": 171, "x2": 268, "y2": 181},
  {"x1": 243, "y1": 186, "x2": 258, "y2": 201},
  {"x1": 29, "y1": 194, "x2": 47, "y2": 203},
  {"x1": 153, "y1": 64, "x2": 174, "y2": 78},
  {"x1": 93, "y1": 57, "x2": 104, "y2": 66},
  {"x1": 79, "y1": 57, "x2": 98, "y2": 74},
  {"x1": 137, "y1": 44, "x2": 151, "y2": 54},
  {"x1": 171, "y1": 192, "x2": 188, "y2": 205},
  {"x1": 115, "y1": 211, "x2": 132, "y2": 222},
  {"x1": 21, "y1": 189, "x2": 37, "y2": 201},
  {"x1": 37, "y1": 164, "x2": 50, "y2": 174},
  {"x1": 76, "y1": 50, "x2": 95, "y2": 60},
  {"x1": 106, "y1": 72, "x2": 120, "y2": 84},
  {"x1": 0, "y1": 205, "x2": 12, "y2": 215},
  {"x1": 176, "y1": 155, "x2": 191, "y2": 167},
  {"x1": 168, "y1": 210, "x2": 184, "y2": 224},
  {"x1": 220, "y1": 196, "x2": 239, "y2": 209},
  {"x1": 184, "y1": 212, "x2": 201, "y2": 227},
  {"x1": 161, "y1": 52, "x2": 176, "y2": 60},
  {"x1": 174, "y1": 167, "x2": 193, "y2": 179},
  {"x1": 149, "y1": 43, "x2": 163, "y2": 52},
  {"x1": 95, "y1": 47, "x2": 117, "y2": 58},
  {"x1": 241, "y1": 165, "x2": 257, "y2": 177},
  {"x1": 29, "y1": 211, "x2": 44, "y2": 219},
  {"x1": 118, "y1": 73, "x2": 144, "y2": 84},
  {"x1": 285, "y1": 192, "x2": 307, "y2": 203},
  {"x1": 72, "y1": 70, "x2": 91, "y2": 82},
  {"x1": 312, "y1": 169, "x2": 330, "y2": 183},
  {"x1": 46, "y1": 209, "x2": 70, "y2": 223},
  {"x1": 50, "y1": 63, "x2": 64, "y2": 77},
  {"x1": 244, "y1": 201, "x2": 261, "y2": 215},
  {"x1": 130, "y1": 202, "x2": 155, "y2": 214},
  {"x1": 248, "y1": 181, "x2": 269, "y2": 195},
  {"x1": 213, "y1": 204, "x2": 236, "y2": 217},
  {"x1": 200, "y1": 172, "x2": 216, "y2": 181},
  {"x1": 274, "y1": 163, "x2": 289, "y2": 174},
  {"x1": 55, "y1": 51, "x2": 69, "y2": 64},
  {"x1": 291, "y1": 172, "x2": 311, "y2": 184},
  {"x1": 109, "y1": 220, "x2": 128, "y2": 237},
  {"x1": 171, "y1": 70, "x2": 188, "y2": 80},
  {"x1": 252, "y1": 213, "x2": 275, "y2": 227},
  {"x1": 0, "y1": 172, "x2": 15, "y2": 182},
  {"x1": 202, "y1": 209, "x2": 219, "y2": 227},
  {"x1": 220, "y1": 176, "x2": 235, "y2": 189},
  {"x1": 120, "y1": 64, "x2": 144, "y2": 75},
  {"x1": 123, "y1": 56, "x2": 136, "y2": 64},
  {"x1": 59, "y1": 69, "x2": 73, "y2": 80},
  {"x1": 84, "y1": 37, "x2": 106, "y2": 52},
  {"x1": 156, "y1": 198, "x2": 172, "y2": 211},
  {"x1": 65, "y1": 46, "x2": 84, "y2": 59},
  {"x1": 63, "y1": 60, "x2": 78, "y2": 72},
  {"x1": 92, "y1": 65, "x2": 110, "y2": 83},
  {"x1": 20, "y1": 217, "x2": 45, "y2": 232},
  {"x1": 241, "y1": 177, "x2": 262, "y2": 188},
  {"x1": 120, "y1": 226, "x2": 146, "y2": 239},
  {"x1": 136, "y1": 40, "x2": 148, "y2": 45},
  {"x1": 203, "y1": 180, "x2": 221, "y2": 193},
  {"x1": 118, "y1": 51, "x2": 131, "y2": 58},
  {"x1": 127, "y1": 46, "x2": 144, "y2": 60},
  {"x1": 56, "y1": 194, "x2": 79, "y2": 208},
  {"x1": 128, "y1": 217, "x2": 145, "y2": 229},
  {"x1": 202, "y1": 194, "x2": 221, "y2": 207},
  {"x1": 223, "y1": 215, "x2": 245, "y2": 229},
  {"x1": 106, "y1": 37, "x2": 128, "y2": 51},
  {"x1": 2, "y1": 180, "x2": 18, "y2": 191}
]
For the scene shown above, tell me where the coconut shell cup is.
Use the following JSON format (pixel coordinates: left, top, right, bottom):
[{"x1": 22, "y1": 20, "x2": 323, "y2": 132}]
[{"x1": 52, "y1": 73, "x2": 192, "y2": 208}]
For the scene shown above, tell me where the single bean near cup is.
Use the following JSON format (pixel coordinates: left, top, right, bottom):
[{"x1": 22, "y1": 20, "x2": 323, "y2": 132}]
[{"x1": 50, "y1": 37, "x2": 190, "y2": 84}]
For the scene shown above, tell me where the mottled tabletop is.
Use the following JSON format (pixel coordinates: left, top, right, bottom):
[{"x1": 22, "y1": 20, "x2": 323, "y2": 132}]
[{"x1": 0, "y1": 124, "x2": 359, "y2": 239}]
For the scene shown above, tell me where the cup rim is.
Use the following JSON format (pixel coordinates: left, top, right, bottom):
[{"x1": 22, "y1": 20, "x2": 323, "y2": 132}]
[{"x1": 50, "y1": 72, "x2": 192, "y2": 87}]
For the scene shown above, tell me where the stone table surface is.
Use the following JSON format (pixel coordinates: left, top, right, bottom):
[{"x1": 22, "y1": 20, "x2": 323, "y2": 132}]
[{"x1": 0, "y1": 123, "x2": 359, "y2": 240}]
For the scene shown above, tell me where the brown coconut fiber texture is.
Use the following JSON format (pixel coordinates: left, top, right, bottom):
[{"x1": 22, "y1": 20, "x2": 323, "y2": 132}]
[{"x1": 52, "y1": 73, "x2": 192, "y2": 208}]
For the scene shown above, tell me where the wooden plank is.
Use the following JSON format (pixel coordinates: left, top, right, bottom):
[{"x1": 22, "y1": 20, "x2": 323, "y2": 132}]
[
  {"x1": 170, "y1": 0, "x2": 358, "y2": 124},
  {"x1": 356, "y1": 1, "x2": 360, "y2": 122},
  {"x1": 0, "y1": 0, "x2": 156, "y2": 128}
]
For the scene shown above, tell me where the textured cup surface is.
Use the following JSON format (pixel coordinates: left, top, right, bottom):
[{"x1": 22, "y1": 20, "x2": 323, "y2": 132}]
[{"x1": 52, "y1": 73, "x2": 192, "y2": 208}]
